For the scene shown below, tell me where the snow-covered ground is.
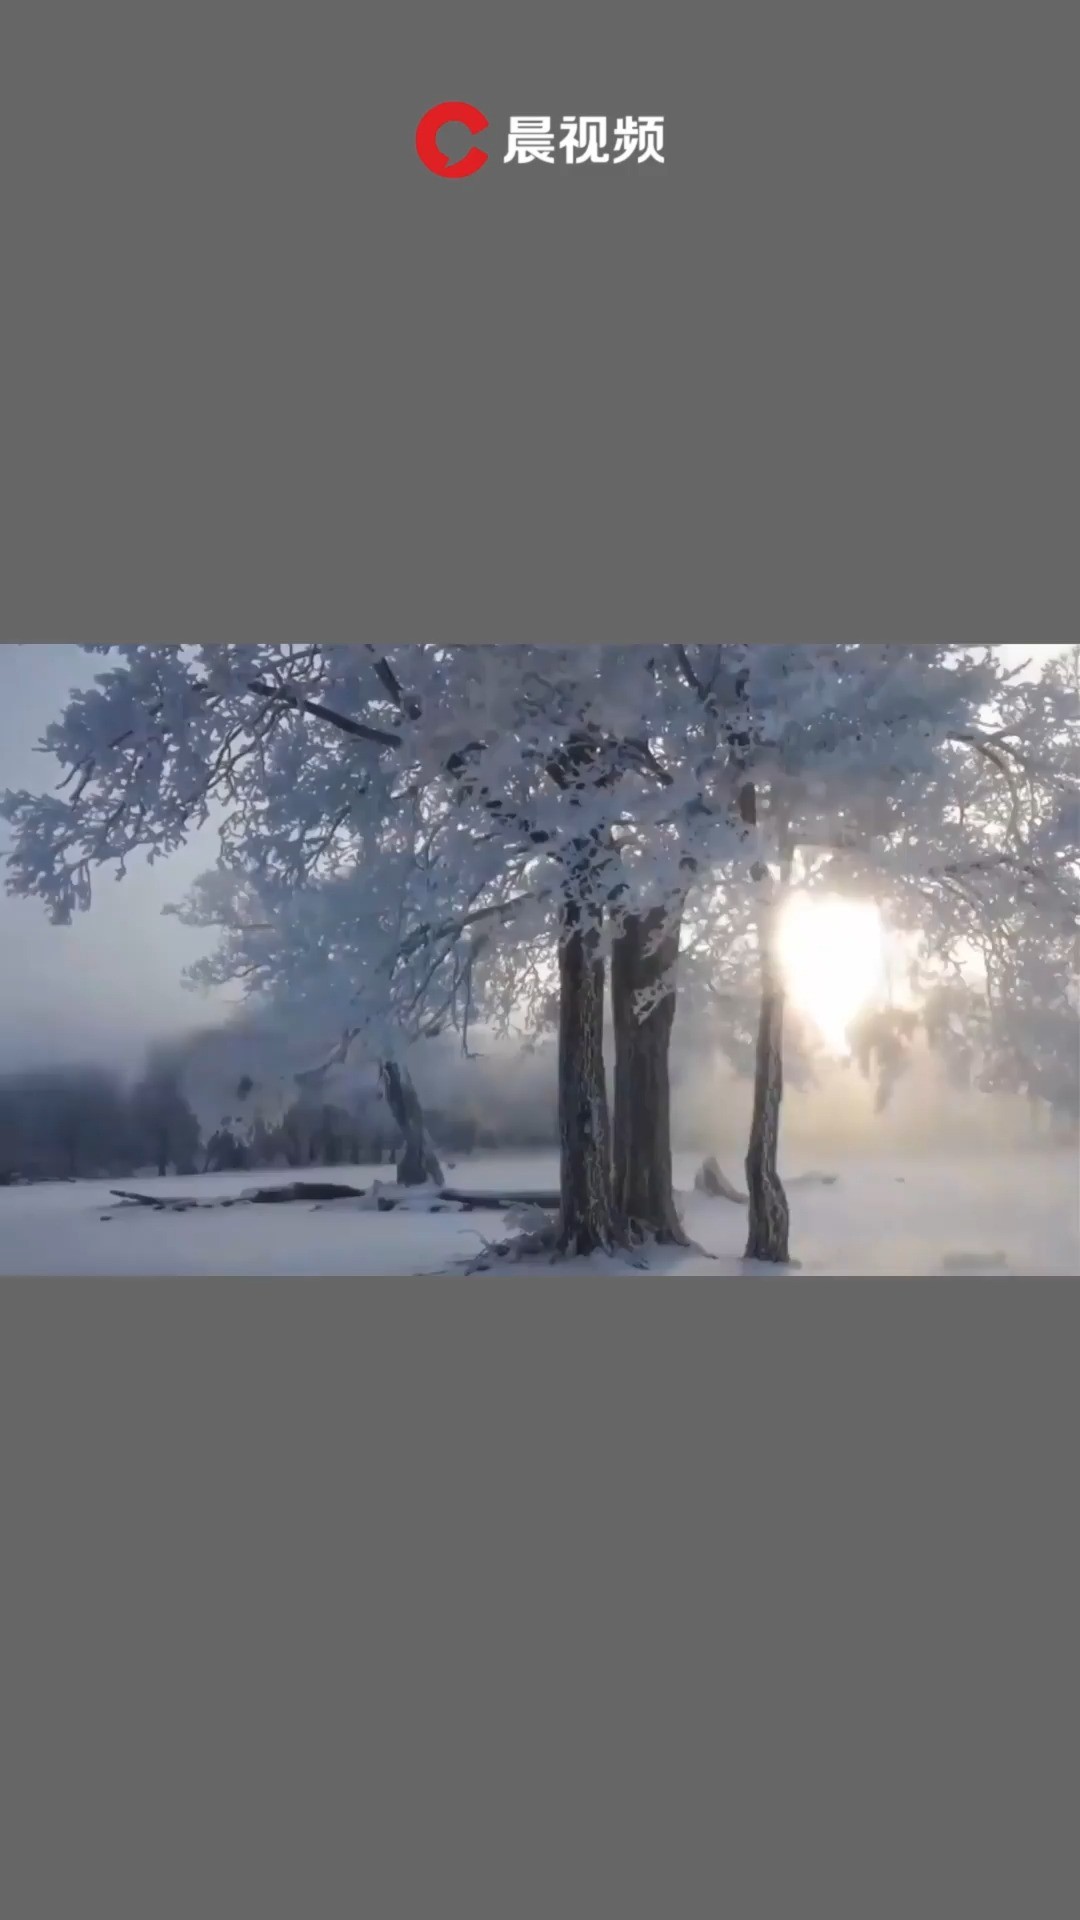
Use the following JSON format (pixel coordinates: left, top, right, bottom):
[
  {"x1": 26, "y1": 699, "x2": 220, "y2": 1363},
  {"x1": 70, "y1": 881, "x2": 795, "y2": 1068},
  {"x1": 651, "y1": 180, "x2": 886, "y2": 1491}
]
[{"x1": 1, "y1": 1149, "x2": 1076, "y2": 1277}]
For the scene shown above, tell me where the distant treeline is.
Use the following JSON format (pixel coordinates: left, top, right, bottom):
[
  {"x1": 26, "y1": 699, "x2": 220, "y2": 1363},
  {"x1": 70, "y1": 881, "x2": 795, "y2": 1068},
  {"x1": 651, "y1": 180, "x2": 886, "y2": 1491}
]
[
  {"x1": 0, "y1": 1045, "x2": 559, "y2": 1185},
  {"x1": 0, "y1": 1058, "x2": 201, "y2": 1184}
]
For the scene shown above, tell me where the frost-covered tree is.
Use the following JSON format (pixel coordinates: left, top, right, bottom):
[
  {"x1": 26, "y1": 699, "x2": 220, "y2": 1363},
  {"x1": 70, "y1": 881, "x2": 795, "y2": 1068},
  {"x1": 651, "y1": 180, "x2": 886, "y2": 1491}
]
[
  {"x1": 0, "y1": 645, "x2": 548, "y2": 1182},
  {"x1": 828, "y1": 647, "x2": 1079, "y2": 1138},
  {"x1": 4, "y1": 641, "x2": 1074, "y2": 1265},
  {"x1": 0, "y1": 645, "x2": 675, "y2": 1245}
]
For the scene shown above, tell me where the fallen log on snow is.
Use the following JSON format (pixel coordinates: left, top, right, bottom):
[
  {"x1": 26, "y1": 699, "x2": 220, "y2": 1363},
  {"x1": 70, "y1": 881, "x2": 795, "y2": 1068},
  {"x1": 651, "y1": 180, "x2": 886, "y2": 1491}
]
[
  {"x1": 246, "y1": 1181, "x2": 366, "y2": 1203},
  {"x1": 109, "y1": 1188, "x2": 204, "y2": 1211},
  {"x1": 422, "y1": 1187, "x2": 559, "y2": 1212},
  {"x1": 108, "y1": 1183, "x2": 561, "y2": 1215}
]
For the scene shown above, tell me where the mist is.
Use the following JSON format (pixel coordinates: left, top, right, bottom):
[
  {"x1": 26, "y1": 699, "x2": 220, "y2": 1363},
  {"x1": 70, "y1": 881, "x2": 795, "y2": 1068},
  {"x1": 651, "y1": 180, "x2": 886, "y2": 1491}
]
[
  {"x1": 22, "y1": 995, "x2": 1057, "y2": 1170},
  {"x1": 671, "y1": 1032, "x2": 1059, "y2": 1167}
]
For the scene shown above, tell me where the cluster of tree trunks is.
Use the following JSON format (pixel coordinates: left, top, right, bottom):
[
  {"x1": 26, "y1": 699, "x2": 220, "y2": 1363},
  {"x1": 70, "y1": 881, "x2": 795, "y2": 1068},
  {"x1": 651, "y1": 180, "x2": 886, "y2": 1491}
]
[
  {"x1": 344, "y1": 845, "x2": 788, "y2": 1266},
  {"x1": 555, "y1": 888, "x2": 690, "y2": 1257},
  {"x1": 371, "y1": 683, "x2": 792, "y2": 1266},
  {"x1": 552, "y1": 883, "x2": 793, "y2": 1260},
  {"x1": 551, "y1": 679, "x2": 795, "y2": 1266}
]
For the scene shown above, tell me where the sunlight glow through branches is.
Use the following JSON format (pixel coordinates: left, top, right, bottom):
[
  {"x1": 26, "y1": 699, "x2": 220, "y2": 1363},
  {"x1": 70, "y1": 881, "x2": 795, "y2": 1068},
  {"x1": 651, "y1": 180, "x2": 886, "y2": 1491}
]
[{"x1": 779, "y1": 895, "x2": 888, "y2": 1056}]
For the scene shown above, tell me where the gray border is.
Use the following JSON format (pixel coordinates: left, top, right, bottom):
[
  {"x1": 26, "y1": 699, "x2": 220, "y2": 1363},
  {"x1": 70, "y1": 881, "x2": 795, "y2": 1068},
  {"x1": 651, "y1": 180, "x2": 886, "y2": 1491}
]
[
  {"x1": 3, "y1": 1264, "x2": 1080, "y2": 1914},
  {"x1": 2, "y1": 0, "x2": 1078, "y2": 1887},
  {"x1": 0, "y1": 3, "x2": 1075, "y2": 649}
]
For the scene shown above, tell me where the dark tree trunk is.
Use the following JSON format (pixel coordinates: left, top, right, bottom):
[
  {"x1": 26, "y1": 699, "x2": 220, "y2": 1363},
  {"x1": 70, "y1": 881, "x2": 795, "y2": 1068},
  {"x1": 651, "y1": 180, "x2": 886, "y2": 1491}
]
[
  {"x1": 379, "y1": 1060, "x2": 444, "y2": 1188},
  {"x1": 734, "y1": 752, "x2": 791, "y2": 1266},
  {"x1": 557, "y1": 896, "x2": 619, "y2": 1255},
  {"x1": 744, "y1": 905, "x2": 790, "y2": 1264},
  {"x1": 611, "y1": 904, "x2": 689, "y2": 1246}
]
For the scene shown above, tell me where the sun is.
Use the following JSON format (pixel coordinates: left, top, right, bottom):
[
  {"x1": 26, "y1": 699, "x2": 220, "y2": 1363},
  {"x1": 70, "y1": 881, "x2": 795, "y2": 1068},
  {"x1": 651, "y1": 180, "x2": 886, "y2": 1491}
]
[{"x1": 778, "y1": 894, "x2": 887, "y2": 1056}]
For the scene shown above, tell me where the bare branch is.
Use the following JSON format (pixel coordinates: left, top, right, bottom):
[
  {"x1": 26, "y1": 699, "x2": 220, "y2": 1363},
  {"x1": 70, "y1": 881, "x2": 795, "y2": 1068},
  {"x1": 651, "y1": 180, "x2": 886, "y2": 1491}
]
[{"x1": 246, "y1": 680, "x2": 402, "y2": 748}]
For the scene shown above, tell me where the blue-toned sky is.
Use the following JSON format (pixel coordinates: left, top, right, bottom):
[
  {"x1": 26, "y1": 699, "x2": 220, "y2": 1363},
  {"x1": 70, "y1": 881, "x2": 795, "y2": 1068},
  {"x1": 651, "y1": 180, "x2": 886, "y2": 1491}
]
[{"x1": 0, "y1": 642, "x2": 1054, "y2": 1075}]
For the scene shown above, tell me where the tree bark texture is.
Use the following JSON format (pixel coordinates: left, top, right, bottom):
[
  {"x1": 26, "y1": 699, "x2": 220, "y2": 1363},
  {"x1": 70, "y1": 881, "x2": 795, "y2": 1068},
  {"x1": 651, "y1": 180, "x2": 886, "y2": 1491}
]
[
  {"x1": 557, "y1": 896, "x2": 618, "y2": 1255},
  {"x1": 611, "y1": 905, "x2": 689, "y2": 1245},
  {"x1": 736, "y1": 754, "x2": 791, "y2": 1265},
  {"x1": 379, "y1": 1060, "x2": 445, "y2": 1188},
  {"x1": 744, "y1": 904, "x2": 790, "y2": 1263}
]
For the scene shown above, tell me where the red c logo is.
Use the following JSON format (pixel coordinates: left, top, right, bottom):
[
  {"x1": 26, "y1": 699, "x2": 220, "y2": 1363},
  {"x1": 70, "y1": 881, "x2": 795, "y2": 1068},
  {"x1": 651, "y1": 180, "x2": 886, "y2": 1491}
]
[{"x1": 416, "y1": 101, "x2": 489, "y2": 178}]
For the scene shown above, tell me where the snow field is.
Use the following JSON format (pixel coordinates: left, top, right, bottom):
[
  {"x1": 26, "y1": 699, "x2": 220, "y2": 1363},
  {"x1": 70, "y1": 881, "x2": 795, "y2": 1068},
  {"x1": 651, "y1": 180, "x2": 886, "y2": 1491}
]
[{"x1": 0, "y1": 1149, "x2": 1075, "y2": 1278}]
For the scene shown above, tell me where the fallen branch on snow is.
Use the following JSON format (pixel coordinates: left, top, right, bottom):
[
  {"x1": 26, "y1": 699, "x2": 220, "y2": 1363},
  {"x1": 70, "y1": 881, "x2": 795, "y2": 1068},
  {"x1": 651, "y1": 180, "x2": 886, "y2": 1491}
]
[{"x1": 107, "y1": 1183, "x2": 561, "y2": 1216}]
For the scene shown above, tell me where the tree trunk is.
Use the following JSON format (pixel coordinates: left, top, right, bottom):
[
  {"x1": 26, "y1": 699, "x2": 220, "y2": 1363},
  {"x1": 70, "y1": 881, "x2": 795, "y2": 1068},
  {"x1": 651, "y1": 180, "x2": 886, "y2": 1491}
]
[
  {"x1": 611, "y1": 904, "x2": 689, "y2": 1246},
  {"x1": 379, "y1": 1060, "x2": 444, "y2": 1187},
  {"x1": 557, "y1": 897, "x2": 619, "y2": 1255},
  {"x1": 744, "y1": 905, "x2": 790, "y2": 1264},
  {"x1": 731, "y1": 742, "x2": 792, "y2": 1266}
]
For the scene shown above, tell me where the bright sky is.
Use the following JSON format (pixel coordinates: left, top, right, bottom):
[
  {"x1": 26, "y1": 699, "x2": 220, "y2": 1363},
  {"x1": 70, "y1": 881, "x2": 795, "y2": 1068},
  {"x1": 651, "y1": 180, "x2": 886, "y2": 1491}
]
[{"x1": 0, "y1": 642, "x2": 1060, "y2": 1074}]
